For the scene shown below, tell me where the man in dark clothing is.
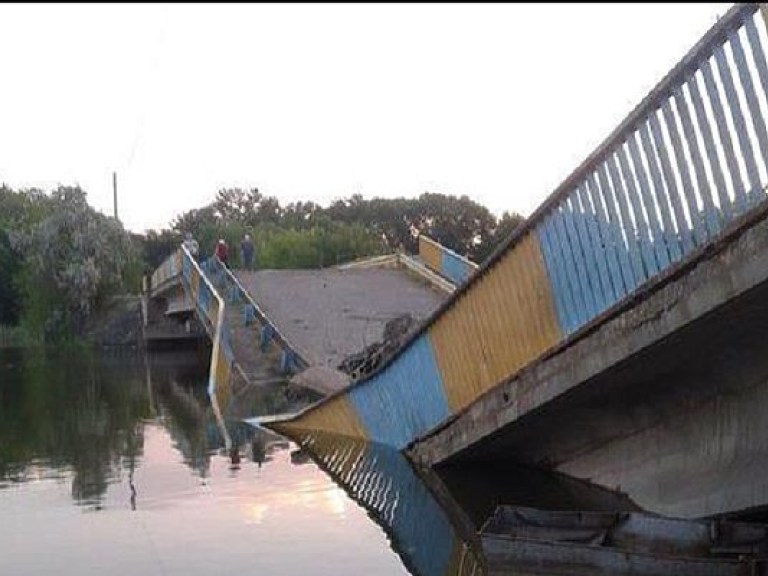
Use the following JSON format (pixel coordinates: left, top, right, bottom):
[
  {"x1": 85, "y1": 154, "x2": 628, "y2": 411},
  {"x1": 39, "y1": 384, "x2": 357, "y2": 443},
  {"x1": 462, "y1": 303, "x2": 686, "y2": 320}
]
[{"x1": 240, "y1": 234, "x2": 255, "y2": 270}]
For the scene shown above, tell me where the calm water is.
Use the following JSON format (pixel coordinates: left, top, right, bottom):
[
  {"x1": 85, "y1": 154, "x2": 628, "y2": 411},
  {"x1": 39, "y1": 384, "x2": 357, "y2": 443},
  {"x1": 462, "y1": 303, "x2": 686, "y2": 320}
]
[
  {"x1": 0, "y1": 347, "x2": 422, "y2": 576},
  {"x1": 1, "y1": 347, "x2": 640, "y2": 576}
]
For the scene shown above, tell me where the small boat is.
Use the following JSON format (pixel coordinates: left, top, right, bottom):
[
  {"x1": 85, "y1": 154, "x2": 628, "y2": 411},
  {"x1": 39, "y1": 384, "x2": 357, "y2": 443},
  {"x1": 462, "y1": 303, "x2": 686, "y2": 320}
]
[{"x1": 481, "y1": 506, "x2": 768, "y2": 575}]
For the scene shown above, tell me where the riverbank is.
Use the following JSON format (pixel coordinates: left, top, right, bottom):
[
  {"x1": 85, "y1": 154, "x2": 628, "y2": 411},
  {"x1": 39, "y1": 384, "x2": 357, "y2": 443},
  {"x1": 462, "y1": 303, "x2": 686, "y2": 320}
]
[{"x1": 0, "y1": 294, "x2": 144, "y2": 349}]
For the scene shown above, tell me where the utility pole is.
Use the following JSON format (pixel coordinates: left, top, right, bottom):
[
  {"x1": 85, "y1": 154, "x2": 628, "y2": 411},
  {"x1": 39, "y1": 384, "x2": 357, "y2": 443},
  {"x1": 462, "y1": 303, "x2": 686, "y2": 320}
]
[{"x1": 113, "y1": 171, "x2": 119, "y2": 223}]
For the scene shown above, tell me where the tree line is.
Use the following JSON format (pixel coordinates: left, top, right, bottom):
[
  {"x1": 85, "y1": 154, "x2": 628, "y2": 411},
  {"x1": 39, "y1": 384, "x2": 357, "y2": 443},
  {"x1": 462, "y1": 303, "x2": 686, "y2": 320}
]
[
  {"x1": 1, "y1": 184, "x2": 523, "y2": 342},
  {"x1": 147, "y1": 187, "x2": 523, "y2": 269}
]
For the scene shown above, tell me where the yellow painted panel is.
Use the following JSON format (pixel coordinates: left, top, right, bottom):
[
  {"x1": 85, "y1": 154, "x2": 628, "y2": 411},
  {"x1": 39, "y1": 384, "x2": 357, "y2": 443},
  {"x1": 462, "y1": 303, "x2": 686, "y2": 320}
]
[
  {"x1": 430, "y1": 232, "x2": 562, "y2": 412},
  {"x1": 270, "y1": 395, "x2": 368, "y2": 442},
  {"x1": 212, "y1": 348, "x2": 232, "y2": 411},
  {"x1": 207, "y1": 296, "x2": 220, "y2": 327},
  {"x1": 419, "y1": 235, "x2": 442, "y2": 273}
]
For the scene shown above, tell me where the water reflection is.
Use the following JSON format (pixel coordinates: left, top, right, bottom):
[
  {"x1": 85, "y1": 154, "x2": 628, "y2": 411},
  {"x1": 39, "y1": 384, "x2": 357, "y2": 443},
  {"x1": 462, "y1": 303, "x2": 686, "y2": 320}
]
[
  {"x1": 0, "y1": 347, "x2": 313, "y2": 508},
  {"x1": 0, "y1": 346, "x2": 642, "y2": 576},
  {"x1": 0, "y1": 347, "x2": 149, "y2": 506},
  {"x1": 277, "y1": 430, "x2": 486, "y2": 576}
]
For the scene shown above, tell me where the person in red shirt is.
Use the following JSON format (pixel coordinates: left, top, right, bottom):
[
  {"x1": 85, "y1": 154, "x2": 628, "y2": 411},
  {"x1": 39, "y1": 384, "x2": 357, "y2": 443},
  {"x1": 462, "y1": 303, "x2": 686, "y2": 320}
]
[{"x1": 214, "y1": 238, "x2": 229, "y2": 268}]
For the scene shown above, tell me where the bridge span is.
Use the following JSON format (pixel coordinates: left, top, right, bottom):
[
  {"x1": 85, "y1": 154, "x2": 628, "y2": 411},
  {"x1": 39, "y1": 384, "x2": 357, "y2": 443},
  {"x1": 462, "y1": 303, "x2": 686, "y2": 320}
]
[{"x1": 149, "y1": 3, "x2": 768, "y2": 520}]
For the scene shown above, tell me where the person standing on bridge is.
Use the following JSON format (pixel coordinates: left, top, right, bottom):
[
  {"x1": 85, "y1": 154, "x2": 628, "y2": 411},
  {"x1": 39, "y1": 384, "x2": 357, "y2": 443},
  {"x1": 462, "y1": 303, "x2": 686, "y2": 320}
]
[
  {"x1": 240, "y1": 233, "x2": 255, "y2": 270},
  {"x1": 215, "y1": 238, "x2": 229, "y2": 268}
]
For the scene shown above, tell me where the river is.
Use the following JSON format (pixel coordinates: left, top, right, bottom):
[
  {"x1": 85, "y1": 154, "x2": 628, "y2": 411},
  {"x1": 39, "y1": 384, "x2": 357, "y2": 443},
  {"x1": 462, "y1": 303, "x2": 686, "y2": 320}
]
[
  {"x1": 0, "y1": 347, "x2": 431, "y2": 576},
  {"x1": 2, "y1": 346, "x2": 670, "y2": 576}
]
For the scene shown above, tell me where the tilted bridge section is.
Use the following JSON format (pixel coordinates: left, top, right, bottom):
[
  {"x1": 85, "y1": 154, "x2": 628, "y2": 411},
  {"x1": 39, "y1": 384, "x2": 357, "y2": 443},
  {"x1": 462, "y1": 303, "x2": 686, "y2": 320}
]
[{"x1": 149, "y1": 4, "x2": 768, "y2": 518}]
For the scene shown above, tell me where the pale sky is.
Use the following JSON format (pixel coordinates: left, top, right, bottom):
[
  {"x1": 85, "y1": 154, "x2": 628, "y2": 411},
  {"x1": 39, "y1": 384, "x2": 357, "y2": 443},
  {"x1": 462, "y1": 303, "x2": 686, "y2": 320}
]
[{"x1": 0, "y1": 3, "x2": 733, "y2": 233}]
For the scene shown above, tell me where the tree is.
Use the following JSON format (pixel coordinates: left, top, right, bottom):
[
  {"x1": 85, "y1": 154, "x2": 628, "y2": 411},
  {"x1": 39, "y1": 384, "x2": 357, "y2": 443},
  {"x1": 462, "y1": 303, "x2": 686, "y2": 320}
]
[
  {"x1": 11, "y1": 186, "x2": 138, "y2": 338},
  {"x1": 475, "y1": 210, "x2": 526, "y2": 263},
  {"x1": 158, "y1": 186, "x2": 523, "y2": 269}
]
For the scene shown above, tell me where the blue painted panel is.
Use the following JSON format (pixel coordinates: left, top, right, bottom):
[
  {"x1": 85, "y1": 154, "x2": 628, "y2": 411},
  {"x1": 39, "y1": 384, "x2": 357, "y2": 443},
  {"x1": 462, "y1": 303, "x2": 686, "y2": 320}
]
[
  {"x1": 573, "y1": 185, "x2": 610, "y2": 313},
  {"x1": 687, "y1": 75, "x2": 733, "y2": 224},
  {"x1": 441, "y1": 251, "x2": 473, "y2": 285},
  {"x1": 561, "y1": 196, "x2": 598, "y2": 319},
  {"x1": 244, "y1": 303, "x2": 255, "y2": 326},
  {"x1": 280, "y1": 350, "x2": 297, "y2": 374},
  {"x1": 639, "y1": 120, "x2": 683, "y2": 263},
  {"x1": 198, "y1": 280, "x2": 211, "y2": 316},
  {"x1": 597, "y1": 162, "x2": 636, "y2": 294},
  {"x1": 701, "y1": 58, "x2": 748, "y2": 217},
  {"x1": 731, "y1": 28, "x2": 768, "y2": 206},
  {"x1": 586, "y1": 173, "x2": 624, "y2": 302},
  {"x1": 616, "y1": 143, "x2": 660, "y2": 277},
  {"x1": 536, "y1": 220, "x2": 573, "y2": 334},
  {"x1": 550, "y1": 205, "x2": 588, "y2": 329},
  {"x1": 259, "y1": 324, "x2": 273, "y2": 351},
  {"x1": 714, "y1": 41, "x2": 762, "y2": 204},
  {"x1": 673, "y1": 85, "x2": 720, "y2": 239},
  {"x1": 348, "y1": 335, "x2": 450, "y2": 449},
  {"x1": 627, "y1": 131, "x2": 671, "y2": 270},
  {"x1": 650, "y1": 109, "x2": 696, "y2": 255},
  {"x1": 573, "y1": 180, "x2": 613, "y2": 312},
  {"x1": 607, "y1": 154, "x2": 646, "y2": 288}
]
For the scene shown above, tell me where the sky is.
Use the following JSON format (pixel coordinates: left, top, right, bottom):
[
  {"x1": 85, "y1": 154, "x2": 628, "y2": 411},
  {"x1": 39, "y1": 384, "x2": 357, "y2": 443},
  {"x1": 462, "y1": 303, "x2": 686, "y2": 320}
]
[{"x1": 0, "y1": 3, "x2": 734, "y2": 234}]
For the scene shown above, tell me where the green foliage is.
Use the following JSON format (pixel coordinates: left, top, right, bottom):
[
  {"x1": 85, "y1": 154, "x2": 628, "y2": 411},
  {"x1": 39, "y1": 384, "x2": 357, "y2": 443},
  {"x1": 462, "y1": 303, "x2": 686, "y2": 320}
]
[
  {"x1": 256, "y1": 221, "x2": 385, "y2": 269},
  {"x1": 1, "y1": 185, "x2": 139, "y2": 341},
  {"x1": 0, "y1": 230, "x2": 21, "y2": 325},
  {"x1": 0, "y1": 185, "x2": 56, "y2": 326},
  {"x1": 165, "y1": 186, "x2": 524, "y2": 269}
]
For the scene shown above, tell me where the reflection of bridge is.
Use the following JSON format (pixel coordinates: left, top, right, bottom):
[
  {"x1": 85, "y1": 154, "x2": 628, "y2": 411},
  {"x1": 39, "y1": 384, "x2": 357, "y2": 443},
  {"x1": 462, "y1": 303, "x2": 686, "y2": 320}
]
[{"x1": 150, "y1": 4, "x2": 768, "y2": 520}]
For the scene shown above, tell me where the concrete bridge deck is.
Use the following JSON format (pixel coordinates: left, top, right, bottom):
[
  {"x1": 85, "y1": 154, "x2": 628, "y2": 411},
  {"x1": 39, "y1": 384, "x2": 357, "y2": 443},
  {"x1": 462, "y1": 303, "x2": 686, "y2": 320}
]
[
  {"x1": 147, "y1": 242, "x2": 469, "y2": 396},
  {"x1": 234, "y1": 267, "x2": 446, "y2": 370}
]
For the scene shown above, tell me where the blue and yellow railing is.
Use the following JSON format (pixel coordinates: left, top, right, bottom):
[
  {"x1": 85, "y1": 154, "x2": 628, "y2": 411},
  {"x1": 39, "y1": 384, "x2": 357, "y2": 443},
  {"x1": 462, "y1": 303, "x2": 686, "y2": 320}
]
[
  {"x1": 269, "y1": 3, "x2": 768, "y2": 449},
  {"x1": 151, "y1": 246, "x2": 235, "y2": 447},
  {"x1": 204, "y1": 256, "x2": 309, "y2": 376},
  {"x1": 418, "y1": 235, "x2": 479, "y2": 287},
  {"x1": 150, "y1": 248, "x2": 309, "y2": 425}
]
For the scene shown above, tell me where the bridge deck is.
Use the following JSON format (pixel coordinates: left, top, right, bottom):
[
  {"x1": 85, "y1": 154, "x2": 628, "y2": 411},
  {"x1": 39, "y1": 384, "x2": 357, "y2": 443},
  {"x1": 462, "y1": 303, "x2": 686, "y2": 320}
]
[{"x1": 234, "y1": 267, "x2": 447, "y2": 370}]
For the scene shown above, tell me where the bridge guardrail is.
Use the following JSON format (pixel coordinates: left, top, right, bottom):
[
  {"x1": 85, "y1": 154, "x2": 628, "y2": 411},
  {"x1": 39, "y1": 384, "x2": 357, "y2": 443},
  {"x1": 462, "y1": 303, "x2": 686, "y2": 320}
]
[
  {"x1": 205, "y1": 256, "x2": 309, "y2": 374},
  {"x1": 269, "y1": 4, "x2": 768, "y2": 449},
  {"x1": 150, "y1": 247, "x2": 235, "y2": 447},
  {"x1": 418, "y1": 235, "x2": 479, "y2": 287},
  {"x1": 524, "y1": 3, "x2": 768, "y2": 335}
]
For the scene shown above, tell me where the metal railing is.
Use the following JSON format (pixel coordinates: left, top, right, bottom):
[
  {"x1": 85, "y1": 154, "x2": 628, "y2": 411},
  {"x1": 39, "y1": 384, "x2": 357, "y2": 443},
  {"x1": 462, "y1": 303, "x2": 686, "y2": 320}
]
[
  {"x1": 263, "y1": 4, "x2": 768, "y2": 450},
  {"x1": 205, "y1": 256, "x2": 309, "y2": 374},
  {"x1": 417, "y1": 235, "x2": 479, "y2": 287},
  {"x1": 150, "y1": 246, "x2": 234, "y2": 448},
  {"x1": 518, "y1": 3, "x2": 768, "y2": 335}
]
